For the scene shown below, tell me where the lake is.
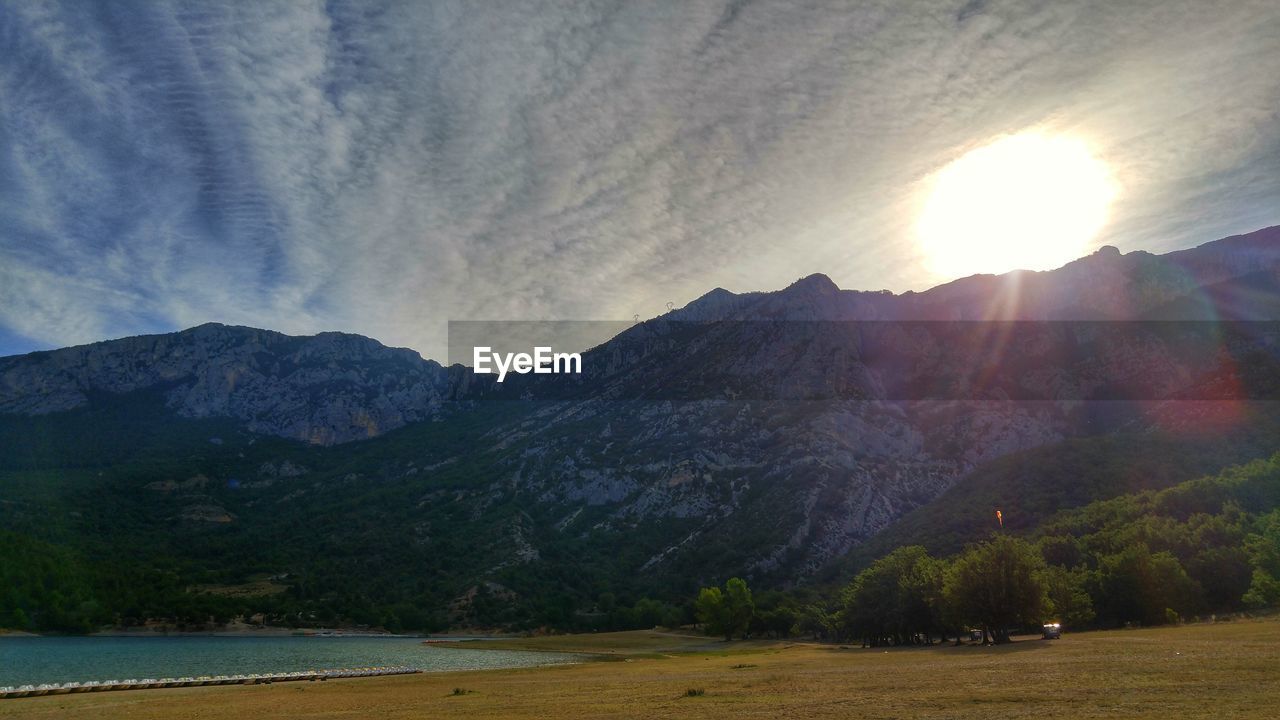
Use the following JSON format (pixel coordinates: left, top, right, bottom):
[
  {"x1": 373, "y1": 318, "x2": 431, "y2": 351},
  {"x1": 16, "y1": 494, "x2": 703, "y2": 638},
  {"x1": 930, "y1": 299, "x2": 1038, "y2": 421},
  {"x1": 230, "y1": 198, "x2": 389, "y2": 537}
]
[{"x1": 0, "y1": 636, "x2": 579, "y2": 687}]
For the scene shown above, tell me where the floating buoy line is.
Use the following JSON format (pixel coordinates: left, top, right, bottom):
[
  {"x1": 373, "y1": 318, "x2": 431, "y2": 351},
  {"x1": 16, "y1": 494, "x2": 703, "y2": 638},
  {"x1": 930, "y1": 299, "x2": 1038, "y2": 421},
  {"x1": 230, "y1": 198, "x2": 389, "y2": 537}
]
[{"x1": 0, "y1": 665, "x2": 421, "y2": 699}]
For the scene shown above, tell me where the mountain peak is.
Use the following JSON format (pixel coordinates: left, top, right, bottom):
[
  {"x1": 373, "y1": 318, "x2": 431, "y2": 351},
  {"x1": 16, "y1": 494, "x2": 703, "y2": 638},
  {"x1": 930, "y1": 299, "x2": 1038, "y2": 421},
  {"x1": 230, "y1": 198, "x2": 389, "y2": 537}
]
[
  {"x1": 785, "y1": 273, "x2": 841, "y2": 295},
  {"x1": 0, "y1": 323, "x2": 458, "y2": 444}
]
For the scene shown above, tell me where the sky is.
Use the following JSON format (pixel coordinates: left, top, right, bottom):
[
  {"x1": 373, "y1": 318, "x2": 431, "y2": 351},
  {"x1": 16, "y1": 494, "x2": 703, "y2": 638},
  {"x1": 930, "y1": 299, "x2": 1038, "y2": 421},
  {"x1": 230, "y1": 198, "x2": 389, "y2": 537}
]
[{"x1": 1, "y1": 0, "x2": 1279, "y2": 360}]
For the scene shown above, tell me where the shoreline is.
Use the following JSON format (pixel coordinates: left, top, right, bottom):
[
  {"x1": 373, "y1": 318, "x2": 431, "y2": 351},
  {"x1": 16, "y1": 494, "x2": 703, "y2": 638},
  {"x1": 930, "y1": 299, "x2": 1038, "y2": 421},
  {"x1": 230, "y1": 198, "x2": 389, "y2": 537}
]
[
  {"x1": 2, "y1": 628, "x2": 426, "y2": 639},
  {"x1": 91, "y1": 619, "x2": 430, "y2": 638},
  {"x1": 3, "y1": 620, "x2": 1277, "y2": 719},
  {"x1": 0, "y1": 633, "x2": 582, "y2": 693},
  {"x1": 2, "y1": 623, "x2": 521, "y2": 640},
  {"x1": 0, "y1": 667, "x2": 422, "y2": 699}
]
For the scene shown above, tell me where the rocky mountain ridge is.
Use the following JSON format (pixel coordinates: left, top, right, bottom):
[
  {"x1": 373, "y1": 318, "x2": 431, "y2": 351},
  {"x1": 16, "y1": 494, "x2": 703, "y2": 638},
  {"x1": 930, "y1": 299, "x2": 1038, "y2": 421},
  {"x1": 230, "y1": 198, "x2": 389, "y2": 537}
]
[
  {"x1": 0, "y1": 323, "x2": 475, "y2": 444},
  {"x1": 1, "y1": 226, "x2": 1278, "y2": 628},
  {"x1": 2, "y1": 226, "x2": 1276, "y2": 445}
]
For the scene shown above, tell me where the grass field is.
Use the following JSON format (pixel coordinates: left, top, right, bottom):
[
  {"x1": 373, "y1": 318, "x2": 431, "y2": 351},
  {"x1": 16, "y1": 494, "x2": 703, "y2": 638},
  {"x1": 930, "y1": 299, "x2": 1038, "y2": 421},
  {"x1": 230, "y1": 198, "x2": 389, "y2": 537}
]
[
  {"x1": 430, "y1": 629, "x2": 725, "y2": 656},
  {"x1": 4, "y1": 618, "x2": 1279, "y2": 719}
]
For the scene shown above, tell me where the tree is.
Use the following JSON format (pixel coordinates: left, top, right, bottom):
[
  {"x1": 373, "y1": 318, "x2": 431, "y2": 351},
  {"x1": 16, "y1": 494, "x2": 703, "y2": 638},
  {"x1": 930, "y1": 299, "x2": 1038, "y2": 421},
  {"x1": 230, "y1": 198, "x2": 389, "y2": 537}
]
[
  {"x1": 944, "y1": 535, "x2": 1049, "y2": 643},
  {"x1": 632, "y1": 597, "x2": 682, "y2": 629},
  {"x1": 1038, "y1": 535, "x2": 1084, "y2": 569},
  {"x1": 1186, "y1": 546, "x2": 1253, "y2": 612},
  {"x1": 660, "y1": 603, "x2": 687, "y2": 630},
  {"x1": 792, "y1": 603, "x2": 835, "y2": 640},
  {"x1": 902, "y1": 553, "x2": 948, "y2": 642},
  {"x1": 749, "y1": 590, "x2": 798, "y2": 638},
  {"x1": 1243, "y1": 509, "x2": 1280, "y2": 608},
  {"x1": 839, "y1": 546, "x2": 945, "y2": 646},
  {"x1": 695, "y1": 578, "x2": 754, "y2": 640},
  {"x1": 1041, "y1": 564, "x2": 1095, "y2": 628},
  {"x1": 695, "y1": 586, "x2": 728, "y2": 638},
  {"x1": 750, "y1": 606, "x2": 796, "y2": 638},
  {"x1": 1243, "y1": 570, "x2": 1280, "y2": 609},
  {"x1": 1094, "y1": 544, "x2": 1203, "y2": 626},
  {"x1": 9, "y1": 607, "x2": 32, "y2": 632},
  {"x1": 723, "y1": 578, "x2": 755, "y2": 640}
]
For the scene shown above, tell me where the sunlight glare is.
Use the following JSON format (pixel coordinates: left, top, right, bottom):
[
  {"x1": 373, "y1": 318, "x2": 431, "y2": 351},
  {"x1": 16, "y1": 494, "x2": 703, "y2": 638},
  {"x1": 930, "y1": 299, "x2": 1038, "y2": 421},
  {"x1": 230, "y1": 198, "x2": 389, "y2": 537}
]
[{"x1": 917, "y1": 133, "x2": 1118, "y2": 279}]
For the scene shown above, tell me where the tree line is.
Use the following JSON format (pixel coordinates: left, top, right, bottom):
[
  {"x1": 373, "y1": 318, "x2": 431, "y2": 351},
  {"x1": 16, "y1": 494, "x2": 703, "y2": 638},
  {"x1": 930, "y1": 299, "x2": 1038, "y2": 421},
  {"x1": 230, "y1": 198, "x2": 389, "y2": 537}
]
[{"x1": 694, "y1": 455, "x2": 1280, "y2": 645}]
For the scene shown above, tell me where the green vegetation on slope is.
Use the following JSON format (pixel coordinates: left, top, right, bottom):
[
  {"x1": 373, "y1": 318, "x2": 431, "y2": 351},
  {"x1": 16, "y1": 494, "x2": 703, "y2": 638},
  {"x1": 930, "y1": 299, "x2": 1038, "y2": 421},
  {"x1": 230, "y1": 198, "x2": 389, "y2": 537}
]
[
  {"x1": 0, "y1": 392, "x2": 690, "y2": 633},
  {"x1": 801, "y1": 454, "x2": 1280, "y2": 645},
  {"x1": 827, "y1": 412, "x2": 1280, "y2": 581},
  {"x1": 3, "y1": 386, "x2": 1278, "y2": 636}
]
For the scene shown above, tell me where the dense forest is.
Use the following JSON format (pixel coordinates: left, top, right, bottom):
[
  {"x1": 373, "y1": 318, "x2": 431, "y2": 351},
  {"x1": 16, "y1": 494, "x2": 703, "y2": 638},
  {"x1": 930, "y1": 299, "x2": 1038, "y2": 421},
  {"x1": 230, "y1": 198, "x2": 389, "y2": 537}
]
[{"x1": 3, "y1": 405, "x2": 1278, "y2": 636}]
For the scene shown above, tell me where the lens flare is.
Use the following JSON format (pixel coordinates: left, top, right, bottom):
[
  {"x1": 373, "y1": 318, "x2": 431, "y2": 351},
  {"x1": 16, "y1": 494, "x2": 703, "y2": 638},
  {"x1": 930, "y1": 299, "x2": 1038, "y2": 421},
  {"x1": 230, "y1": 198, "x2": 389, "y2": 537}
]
[{"x1": 918, "y1": 133, "x2": 1118, "y2": 279}]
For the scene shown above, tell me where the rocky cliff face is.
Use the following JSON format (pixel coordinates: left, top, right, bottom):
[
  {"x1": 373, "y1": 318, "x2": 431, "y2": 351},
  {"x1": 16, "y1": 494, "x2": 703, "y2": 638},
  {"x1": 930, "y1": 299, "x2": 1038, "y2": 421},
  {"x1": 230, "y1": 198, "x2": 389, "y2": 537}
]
[
  {"x1": 442, "y1": 226, "x2": 1280, "y2": 576},
  {"x1": 0, "y1": 323, "x2": 476, "y2": 444},
  {"x1": 1, "y1": 227, "x2": 1278, "y2": 583}
]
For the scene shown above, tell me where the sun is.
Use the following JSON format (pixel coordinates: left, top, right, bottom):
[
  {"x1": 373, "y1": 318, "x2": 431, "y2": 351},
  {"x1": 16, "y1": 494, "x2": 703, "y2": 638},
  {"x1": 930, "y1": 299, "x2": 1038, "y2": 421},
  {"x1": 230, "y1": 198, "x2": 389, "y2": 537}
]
[{"x1": 916, "y1": 133, "x2": 1118, "y2": 279}]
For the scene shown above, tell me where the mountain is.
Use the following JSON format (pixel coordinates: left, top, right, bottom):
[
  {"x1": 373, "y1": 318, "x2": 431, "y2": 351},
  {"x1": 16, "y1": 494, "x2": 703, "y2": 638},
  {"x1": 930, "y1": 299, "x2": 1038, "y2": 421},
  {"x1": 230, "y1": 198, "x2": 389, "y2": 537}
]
[
  {"x1": 666, "y1": 225, "x2": 1280, "y2": 323},
  {"x1": 0, "y1": 323, "x2": 479, "y2": 445},
  {"x1": 1, "y1": 226, "x2": 1278, "y2": 632}
]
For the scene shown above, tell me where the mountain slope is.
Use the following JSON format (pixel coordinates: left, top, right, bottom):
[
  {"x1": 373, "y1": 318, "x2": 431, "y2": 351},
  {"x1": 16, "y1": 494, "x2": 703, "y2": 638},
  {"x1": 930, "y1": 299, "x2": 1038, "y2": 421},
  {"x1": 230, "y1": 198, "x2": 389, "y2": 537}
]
[
  {"x1": 0, "y1": 323, "x2": 479, "y2": 444},
  {"x1": 0, "y1": 226, "x2": 1278, "y2": 631},
  {"x1": 823, "y1": 408, "x2": 1280, "y2": 581}
]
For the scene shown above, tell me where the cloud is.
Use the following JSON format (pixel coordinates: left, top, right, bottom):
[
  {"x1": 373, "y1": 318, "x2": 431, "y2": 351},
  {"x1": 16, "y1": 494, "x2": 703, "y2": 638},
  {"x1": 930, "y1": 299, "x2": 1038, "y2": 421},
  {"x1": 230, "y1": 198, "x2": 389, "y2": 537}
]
[{"x1": 1, "y1": 0, "x2": 1278, "y2": 359}]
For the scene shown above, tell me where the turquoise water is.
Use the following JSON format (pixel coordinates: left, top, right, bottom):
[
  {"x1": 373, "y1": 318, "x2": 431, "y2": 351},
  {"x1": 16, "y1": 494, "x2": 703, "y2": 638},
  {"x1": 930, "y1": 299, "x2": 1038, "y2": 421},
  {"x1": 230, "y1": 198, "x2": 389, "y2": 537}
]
[{"x1": 0, "y1": 637, "x2": 579, "y2": 686}]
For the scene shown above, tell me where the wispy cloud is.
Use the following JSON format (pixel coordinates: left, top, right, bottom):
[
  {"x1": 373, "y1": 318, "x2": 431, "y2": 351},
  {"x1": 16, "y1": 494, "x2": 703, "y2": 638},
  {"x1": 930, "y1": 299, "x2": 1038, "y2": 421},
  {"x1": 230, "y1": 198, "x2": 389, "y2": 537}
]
[{"x1": 1, "y1": 0, "x2": 1278, "y2": 358}]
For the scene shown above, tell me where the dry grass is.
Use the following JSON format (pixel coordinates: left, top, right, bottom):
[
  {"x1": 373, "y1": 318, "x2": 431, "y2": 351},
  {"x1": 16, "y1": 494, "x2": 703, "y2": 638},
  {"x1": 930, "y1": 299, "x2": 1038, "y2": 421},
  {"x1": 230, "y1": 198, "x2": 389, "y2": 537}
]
[
  {"x1": 5, "y1": 618, "x2": 1280, "y2": 719},
  {"x1": 432, "y1": 629, "x2": 731, "y2": 656}
]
